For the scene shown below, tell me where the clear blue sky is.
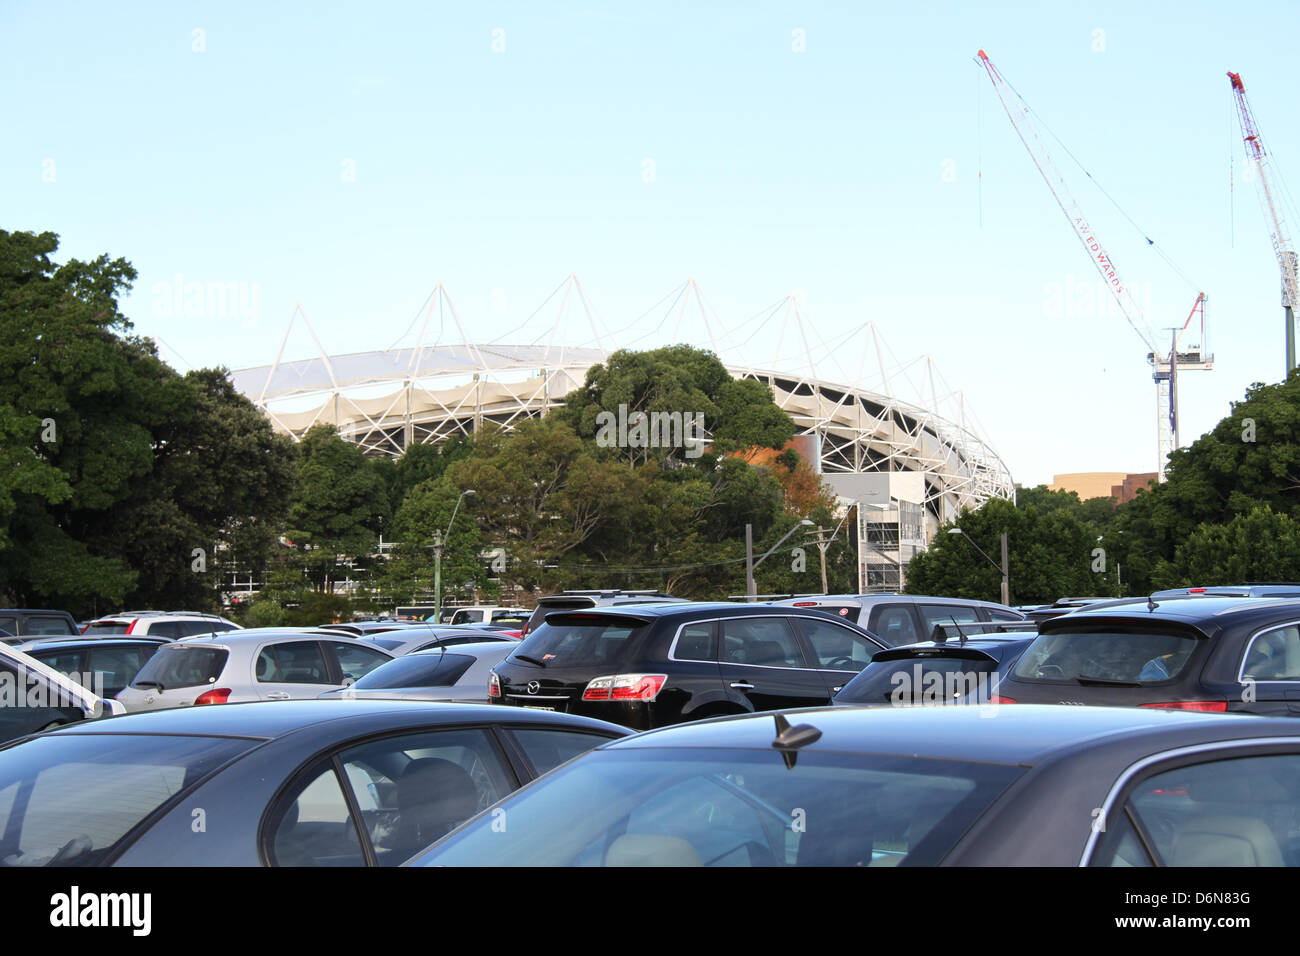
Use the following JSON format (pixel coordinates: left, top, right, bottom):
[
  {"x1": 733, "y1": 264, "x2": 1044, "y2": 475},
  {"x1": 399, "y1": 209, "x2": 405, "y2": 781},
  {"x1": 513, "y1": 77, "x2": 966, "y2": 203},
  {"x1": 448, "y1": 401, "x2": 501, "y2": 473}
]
[{"x1": 5, "y1": 1, "x2": 1298, "y2": 487}]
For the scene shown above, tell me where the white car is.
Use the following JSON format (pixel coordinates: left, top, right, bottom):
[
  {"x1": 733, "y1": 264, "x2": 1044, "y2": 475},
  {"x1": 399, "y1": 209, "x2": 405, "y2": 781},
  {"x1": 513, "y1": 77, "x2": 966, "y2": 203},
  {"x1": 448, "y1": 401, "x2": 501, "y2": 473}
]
[
  {"x1": 0, "y1": 642, "x2": 125, "y2": 743},
  {"x1": 114, "y1": 628, "x2": 394, "y2": 712},
  {"x1": 80, "y1": 611, "x2": 241, "y2": 639},
  {"x1": 446, "y1": 606, "x2": 529, "y2": 626}
]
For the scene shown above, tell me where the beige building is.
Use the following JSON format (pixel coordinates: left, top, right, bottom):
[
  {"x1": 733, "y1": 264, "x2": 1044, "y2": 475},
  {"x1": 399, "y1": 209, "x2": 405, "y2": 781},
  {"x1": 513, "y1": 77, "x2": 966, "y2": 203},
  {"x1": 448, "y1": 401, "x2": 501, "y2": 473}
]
[{"x1": 1050, "y1": 472, "x2": 1157, "y2": 504}]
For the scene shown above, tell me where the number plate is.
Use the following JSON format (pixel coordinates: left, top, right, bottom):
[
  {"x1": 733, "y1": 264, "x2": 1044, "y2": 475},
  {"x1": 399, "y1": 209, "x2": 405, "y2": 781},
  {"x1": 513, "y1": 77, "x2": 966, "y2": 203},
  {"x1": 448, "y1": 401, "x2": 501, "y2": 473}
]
[{"x1": 522, "y1": 704, "x2": 556, "y2": 711}]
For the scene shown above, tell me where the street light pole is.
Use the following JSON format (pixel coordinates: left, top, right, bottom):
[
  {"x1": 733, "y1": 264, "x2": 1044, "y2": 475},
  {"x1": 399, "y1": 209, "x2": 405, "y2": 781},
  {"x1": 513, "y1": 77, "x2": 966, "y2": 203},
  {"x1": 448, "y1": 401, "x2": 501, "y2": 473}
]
[
  {"x1": 746, "y1": 519, "x2": 814, "y2": 601},
  {"x1": 948, "y1": 527, "x2": 1010, "y2": 605},
  {"x1": 433, "y1": 489, "x2": 476, "y2": 623}
]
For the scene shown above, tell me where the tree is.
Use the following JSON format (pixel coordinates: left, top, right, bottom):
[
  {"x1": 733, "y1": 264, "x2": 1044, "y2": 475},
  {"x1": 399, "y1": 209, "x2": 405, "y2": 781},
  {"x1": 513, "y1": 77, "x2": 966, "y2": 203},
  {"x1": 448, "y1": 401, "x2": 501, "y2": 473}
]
[
  {"x1": 286, "y1": 425, "x2": 390, "y2": 591},
  {"x1": 1156, "y1": 506, "x2": 1300, "y2": 587},
  {"x1": 905, "y1": 490, "x2": 1117, "y2": 604}
]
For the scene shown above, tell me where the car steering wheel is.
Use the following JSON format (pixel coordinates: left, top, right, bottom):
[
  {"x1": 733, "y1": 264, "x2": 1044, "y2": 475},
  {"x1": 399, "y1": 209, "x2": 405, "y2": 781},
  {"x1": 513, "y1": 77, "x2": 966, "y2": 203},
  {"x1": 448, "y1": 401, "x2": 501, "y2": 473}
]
[{"x1": 827, "y1": 656, "x2": 855, "y2": 668}]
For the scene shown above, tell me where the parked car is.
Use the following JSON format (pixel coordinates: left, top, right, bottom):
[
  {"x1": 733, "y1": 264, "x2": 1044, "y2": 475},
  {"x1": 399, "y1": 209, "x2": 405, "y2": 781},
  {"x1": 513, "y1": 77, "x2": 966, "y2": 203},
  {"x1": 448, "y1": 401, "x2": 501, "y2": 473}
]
[
  {"x1": 489, "y1": 602, "x2": 886, "y2": 730},
  {"x1": 833, "y1": 630, "x2": 1038, "y2": 706},
  {"x1": 1019, "y1": 597, "x2": 1127, "y2": 624},
  {"x1": 0, "y1": 643, "x2": 125, "y2": 744},
  {"x1": 360, "y1": 627, "x2": 519, "y2": 657},
  {"x1": 0, "y1": 700, "x2": 630, "y2": 866},
  {"x1": 320, "y1": 642, "x2": 515, "y2": 704},
  {"x1": 80, "y1": 611, "x2": 241, "y2": 639},
  {"x1": 767, "y1": 594, "x2": 1025, "y2": 646},
  {"x1": 520, "y1": 590, "x2": 687, "y2": 639},
  {"x1": 0, "y1": 609, "x2": 80, "y2": 642},
  {"x1": 114, "y1": 628, "x2": 395, "y2": 712},
  {"x1": 1000, "y1": 595, "x2": 1300, "y2": 713},
  {"x1": 1150, "y1": 583, "x2": 1300, "y2": 599},
  {"x1": 407, "y1": 703, "x2": 1300, "y2": 867},
  {"x1": 18, "y1": 638, "x2": 169, "y2": 700},
  {"x1": 445, "y1": 606, "x2": 529, "y2": 626}
]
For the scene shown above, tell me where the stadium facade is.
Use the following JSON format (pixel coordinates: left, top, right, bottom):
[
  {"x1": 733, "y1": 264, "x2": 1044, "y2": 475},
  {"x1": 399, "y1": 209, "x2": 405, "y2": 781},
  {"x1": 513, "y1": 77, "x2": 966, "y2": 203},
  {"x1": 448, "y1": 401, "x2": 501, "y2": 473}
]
[{"x1": 231, "y1": 339, "x2": 1015, "y2": 592}]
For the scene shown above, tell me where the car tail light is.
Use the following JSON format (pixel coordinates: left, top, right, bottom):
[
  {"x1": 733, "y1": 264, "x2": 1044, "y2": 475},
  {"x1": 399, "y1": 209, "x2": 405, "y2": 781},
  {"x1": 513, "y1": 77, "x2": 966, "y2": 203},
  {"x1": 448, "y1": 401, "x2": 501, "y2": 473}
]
[
  {"x1": 1188, "y1": 588, "x2": 1207, "y2": 593},
  {"x1": 193, "y1": 688, "x2": 232, "y2": 705},
  {"x1": 500, "y1": 630, "x2": 522, "y2": 639},
  {"x1": 488, "y1": 672, "x2": 501, "y2": 699},
  {"x1": 124, "y1": 618, "x2": 137, "y2": 634},
  {"x1": 792, "y1": 601, "x2": 818, "y2": 607},
  {"x1": 991, "y1": 694, "x2": 1017, "y2": 704},
  {"x1": 582, "y1": 674, "x2": 667, "y2": 701},
  {"x1": 1140, "y1": 700, "x2": 1228, "y2": 712}
]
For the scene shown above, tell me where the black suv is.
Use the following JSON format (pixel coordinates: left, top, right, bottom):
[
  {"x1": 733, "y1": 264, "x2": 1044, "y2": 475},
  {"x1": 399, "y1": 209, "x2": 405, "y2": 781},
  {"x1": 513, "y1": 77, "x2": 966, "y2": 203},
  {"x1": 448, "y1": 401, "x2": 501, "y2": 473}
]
[
  {"x1": 1001, "y1": 595, "x2": 1300, "y2": 713},
  {"x1": 489, "y1": 602, "x2": 886, "y2": 730}
]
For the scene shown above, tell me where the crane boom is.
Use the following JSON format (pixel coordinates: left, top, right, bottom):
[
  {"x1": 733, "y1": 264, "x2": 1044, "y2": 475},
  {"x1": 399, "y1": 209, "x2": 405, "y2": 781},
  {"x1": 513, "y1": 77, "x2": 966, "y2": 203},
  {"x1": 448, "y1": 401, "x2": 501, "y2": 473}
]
[
  {"x1": 976, "y1": 50, "x2": 1158, "y2": 354},
  {"x1": 977, "y1": 50, "x2": 1211, "y2": 481},
  {"x1": 1228, "y1": 71, "x2": 1300, "y2": 373}
]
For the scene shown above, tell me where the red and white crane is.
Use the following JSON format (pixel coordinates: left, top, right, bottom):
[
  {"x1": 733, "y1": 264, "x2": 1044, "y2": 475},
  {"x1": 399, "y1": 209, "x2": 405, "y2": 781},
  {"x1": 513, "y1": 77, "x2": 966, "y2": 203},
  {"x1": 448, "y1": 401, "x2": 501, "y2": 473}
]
[
  {"x1": 976, "y1": 50, "x2": 1211, "y2": 481},
  {"x1": 1228, "y1": 71, "x2": 1300, "y2": 374}
]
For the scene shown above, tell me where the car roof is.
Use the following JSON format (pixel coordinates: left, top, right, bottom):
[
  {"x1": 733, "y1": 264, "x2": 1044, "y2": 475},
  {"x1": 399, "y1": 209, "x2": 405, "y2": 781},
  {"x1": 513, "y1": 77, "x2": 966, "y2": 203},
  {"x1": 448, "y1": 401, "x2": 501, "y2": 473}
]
[
  {"x1": 539, "y1": 601, "x2": 861, "y2": 621},
  {"x1": 605, "y1": 703, "x2": 1293, "y2": 764},
  {"x1": 47, "y1": 698, "x2": 630, "y2": 740},
  {"x1": 1039, "y1": 595, "x2": 1300, "y2": 632},
  {"x1": 405, "y1": 641, "x2": 515, "y2": 658},
  {"x1": 21, "y1": 637, "x2": 168, "y2": 651}
]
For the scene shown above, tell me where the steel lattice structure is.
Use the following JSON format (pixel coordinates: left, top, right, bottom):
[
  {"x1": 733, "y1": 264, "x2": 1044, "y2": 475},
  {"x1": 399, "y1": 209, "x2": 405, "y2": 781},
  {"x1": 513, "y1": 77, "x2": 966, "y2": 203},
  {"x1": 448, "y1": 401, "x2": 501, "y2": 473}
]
[{"x1": 231, "y1": 341, "x2": 1015, "y2": 526}]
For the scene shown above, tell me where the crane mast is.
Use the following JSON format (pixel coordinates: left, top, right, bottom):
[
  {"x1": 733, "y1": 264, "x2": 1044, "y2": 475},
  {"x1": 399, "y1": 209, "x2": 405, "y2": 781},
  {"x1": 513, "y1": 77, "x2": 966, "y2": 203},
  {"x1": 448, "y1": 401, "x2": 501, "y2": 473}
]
[
  {"x1": 1228, "y1": 71, "x2": 1300, "y2": 374},
  {"x1": 976, "y1": 50, "x2": 1211, "y2": 481}
]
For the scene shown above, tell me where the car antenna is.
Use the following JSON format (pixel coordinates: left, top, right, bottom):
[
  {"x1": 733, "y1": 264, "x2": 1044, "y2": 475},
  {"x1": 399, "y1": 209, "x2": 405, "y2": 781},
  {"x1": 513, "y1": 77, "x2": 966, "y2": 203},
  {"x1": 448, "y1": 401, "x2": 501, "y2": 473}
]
[
  {"x1": 1147, "y1": 594, "x2": 1159, "y2": 612},
  {"x1": 771, "y1": 713, "x2": 822, "y2": 770},
  {"x1": 949, "y1": 616, "x2": 969, "y2": 646}
]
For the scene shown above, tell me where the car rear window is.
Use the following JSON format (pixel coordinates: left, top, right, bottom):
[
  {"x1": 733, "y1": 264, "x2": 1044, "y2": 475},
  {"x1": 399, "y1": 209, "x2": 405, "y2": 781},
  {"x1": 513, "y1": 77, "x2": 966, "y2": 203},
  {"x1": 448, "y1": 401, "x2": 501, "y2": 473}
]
[
  {"x1": 131, "y1": 645, "x2": 229, "y2": 690},
  {"x1": 512, "y1": 617, "x2": 647, "y2": 668},
  {"x1": 24, "y1": 617, "x2": 75, "y2": 636},
  {"x1": 1013, "y1": 629, "x2": 1201, "y2": 684},
  {"x1": 408, "y1": 748, "x2": 1023, "y2": 867},
  {"x1": 837, "y1": 653, "x2": 1002, "y2": 705},
  {"x1": 82, "y1": 621, "x2": 130, "y2": 636},
  {"x1": 0, "y1": 733, "x2": 252, "y2": 866},
  {"x1": 353, "y1": 653, "x2": 476, "y2": 689}
]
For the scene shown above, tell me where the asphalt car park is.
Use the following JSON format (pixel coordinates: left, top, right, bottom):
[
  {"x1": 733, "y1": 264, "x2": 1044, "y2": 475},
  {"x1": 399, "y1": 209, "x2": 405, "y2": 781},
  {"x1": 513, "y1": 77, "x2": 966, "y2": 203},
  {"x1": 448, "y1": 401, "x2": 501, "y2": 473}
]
[{"x1": 0, "y1": 700, "x2": 629, "y2": 866}]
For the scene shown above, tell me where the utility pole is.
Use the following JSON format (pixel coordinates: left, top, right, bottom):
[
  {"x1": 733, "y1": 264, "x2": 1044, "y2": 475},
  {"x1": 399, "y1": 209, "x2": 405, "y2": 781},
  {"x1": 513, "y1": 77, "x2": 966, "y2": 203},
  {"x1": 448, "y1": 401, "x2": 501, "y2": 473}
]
[
  {"x1": 806, "y1": 526, "x2": 835, "y2": 595},
  {"x1": 745, "y1": 520, "x2": 814, "y2": 600},
  {"x1": 999, "y1": 530, "x2": 1010, "y2": 606}
]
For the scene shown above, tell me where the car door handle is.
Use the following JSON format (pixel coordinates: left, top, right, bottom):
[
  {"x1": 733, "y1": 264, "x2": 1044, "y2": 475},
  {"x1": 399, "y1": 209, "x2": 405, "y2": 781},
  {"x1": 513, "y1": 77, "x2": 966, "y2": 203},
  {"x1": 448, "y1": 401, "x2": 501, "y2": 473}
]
[
  {"x1": 729, "y1": 682, "x2": 754, "y2": 690},
  {"x1": 265, "y1": 692, "x2": 291, "y2": 700}
]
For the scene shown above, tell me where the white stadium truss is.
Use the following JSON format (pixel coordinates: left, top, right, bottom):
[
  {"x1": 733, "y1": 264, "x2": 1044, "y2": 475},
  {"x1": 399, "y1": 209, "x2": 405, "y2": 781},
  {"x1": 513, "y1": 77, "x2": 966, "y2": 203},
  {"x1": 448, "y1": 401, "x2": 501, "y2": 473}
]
[{"x1": 230, "y1": 342, "x2": 1015, "y2": 527}]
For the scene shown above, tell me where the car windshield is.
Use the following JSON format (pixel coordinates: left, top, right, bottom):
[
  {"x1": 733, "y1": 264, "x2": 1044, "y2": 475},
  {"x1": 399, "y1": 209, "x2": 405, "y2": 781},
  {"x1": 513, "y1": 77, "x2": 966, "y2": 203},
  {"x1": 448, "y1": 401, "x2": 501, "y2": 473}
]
[
  {"x1": 406, "y1": 748, "x2": 1023, "y2": 867},
  {"x1": 511, "y1": 619, "x2": 645, "y2": 668},
  {"x1": 1013, "y1": 629, "x2": 1201, "y2": 684},
  {"x1": 0, "y1": 733, "x2": 253, "y2": 866},
  {"x1": 353, "y1": 653, "x2": 475, "y2": 689},
  {"x1": 131, "y1": 645, "x2": 228, "y2": 689}
]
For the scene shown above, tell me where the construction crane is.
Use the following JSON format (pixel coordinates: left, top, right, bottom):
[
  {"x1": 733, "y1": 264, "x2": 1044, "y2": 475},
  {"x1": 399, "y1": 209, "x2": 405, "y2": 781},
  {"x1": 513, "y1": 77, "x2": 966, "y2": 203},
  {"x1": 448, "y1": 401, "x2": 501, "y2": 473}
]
[
  {"x1": 976, "y1": 50, "x2": 1211, "y2": 481},
  {"x1": 1228, "y1": 71, "x2": 1300, "y2": 375}
]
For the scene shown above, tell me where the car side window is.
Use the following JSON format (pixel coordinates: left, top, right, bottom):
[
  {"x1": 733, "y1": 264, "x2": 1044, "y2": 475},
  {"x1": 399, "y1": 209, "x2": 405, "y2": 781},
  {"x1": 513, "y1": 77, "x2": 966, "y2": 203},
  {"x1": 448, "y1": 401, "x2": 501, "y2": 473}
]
[
  {"x1": 720, "y1": 618, "x2": 804, "y2": 668},
  {"x1": 986, "y1": 609, "x2": 1022, "y2": 622},
  {"x1": 506, "y1": 728, "x2": 616, "y2": 776},
  {"x1": 336, "y1": 729, "x2": 516, "y2": 867},
  {"x1": 328, "y1": 642, "x2": 391, "y2": 684},
  {"x1": 1100, "y1": 753, "x2": 1300, "y2": 866},
  {"x1": 673, "y1": 622, "x2": 716, "y2": 662},
  {"x1": 257, "y1": 642, "x2": 331, "y2": 684},
  {"x1": 797, "y1": 618, "x2": 878, "y2": 671},
  {"x1": 88, "y1": 645, "x2": 151, "y2": 693},
  {"x1": 867, "y1": 605, "x2": 920, "y2": 646},
  {"x1": 918, "y1": 605, "x2": 982, "y2": 632},
  {"x1": 1242, "y1": 625, "x2": 1300, "y2": 681},
  {"x1": 266, "y1": 760, "x2": 366, "y2": 867},
  {"x1": 31, "y1": 650, "x2": 83, "y2": 677}
]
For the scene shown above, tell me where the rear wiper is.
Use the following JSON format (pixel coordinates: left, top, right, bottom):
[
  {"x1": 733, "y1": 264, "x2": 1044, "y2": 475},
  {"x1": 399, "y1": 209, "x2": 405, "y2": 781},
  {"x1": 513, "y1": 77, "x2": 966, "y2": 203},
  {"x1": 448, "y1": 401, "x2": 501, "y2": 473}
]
[
  {"x1": 1074, "y1": 675, "x2": 1143, "y2": 687},
  {"x1": 512, "y1": 654, "x2": 546, "y2": 667},
  {"x1": 132, "y1": 680, "x2": 165, "y2": 690}
]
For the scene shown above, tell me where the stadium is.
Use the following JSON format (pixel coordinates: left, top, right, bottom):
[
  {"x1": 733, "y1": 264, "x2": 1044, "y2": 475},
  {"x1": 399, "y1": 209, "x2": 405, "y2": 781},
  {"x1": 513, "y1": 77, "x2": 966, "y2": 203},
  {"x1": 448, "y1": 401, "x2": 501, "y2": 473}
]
[{"x1": 230, "y1": 282, "x2": 1016, "y2": 590}]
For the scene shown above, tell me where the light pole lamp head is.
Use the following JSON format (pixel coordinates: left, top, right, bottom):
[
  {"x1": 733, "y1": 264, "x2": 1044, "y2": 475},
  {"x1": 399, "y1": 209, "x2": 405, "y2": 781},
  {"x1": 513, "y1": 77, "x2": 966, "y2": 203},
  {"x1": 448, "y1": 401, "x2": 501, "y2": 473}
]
[
  {"x1": 947, "y1": 527, "x2": 964, "y2": 535},
  {"x1": 464, "y1": 489, "x2": 476, "y2": 497}
]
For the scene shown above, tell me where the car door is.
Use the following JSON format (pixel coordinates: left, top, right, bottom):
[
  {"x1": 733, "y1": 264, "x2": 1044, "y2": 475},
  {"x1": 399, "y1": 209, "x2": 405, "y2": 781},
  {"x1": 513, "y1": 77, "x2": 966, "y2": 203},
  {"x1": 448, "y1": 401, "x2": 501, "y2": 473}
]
[
  {"x1": 1234, "y1": 622, "x2": 1300, "y2": 716},
  {"x1": 254, "y1": 641, "x2": 335, "y2": 700},
  {"x1": 793, "y1": 616, "x2": 886, "y2": 698},
  {"x1": 1090, "y1": 748, "x2": 1300, "y2": 866},
  {"x1": 717, "y1": 616, "x2": 828, "y2": 713}
]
